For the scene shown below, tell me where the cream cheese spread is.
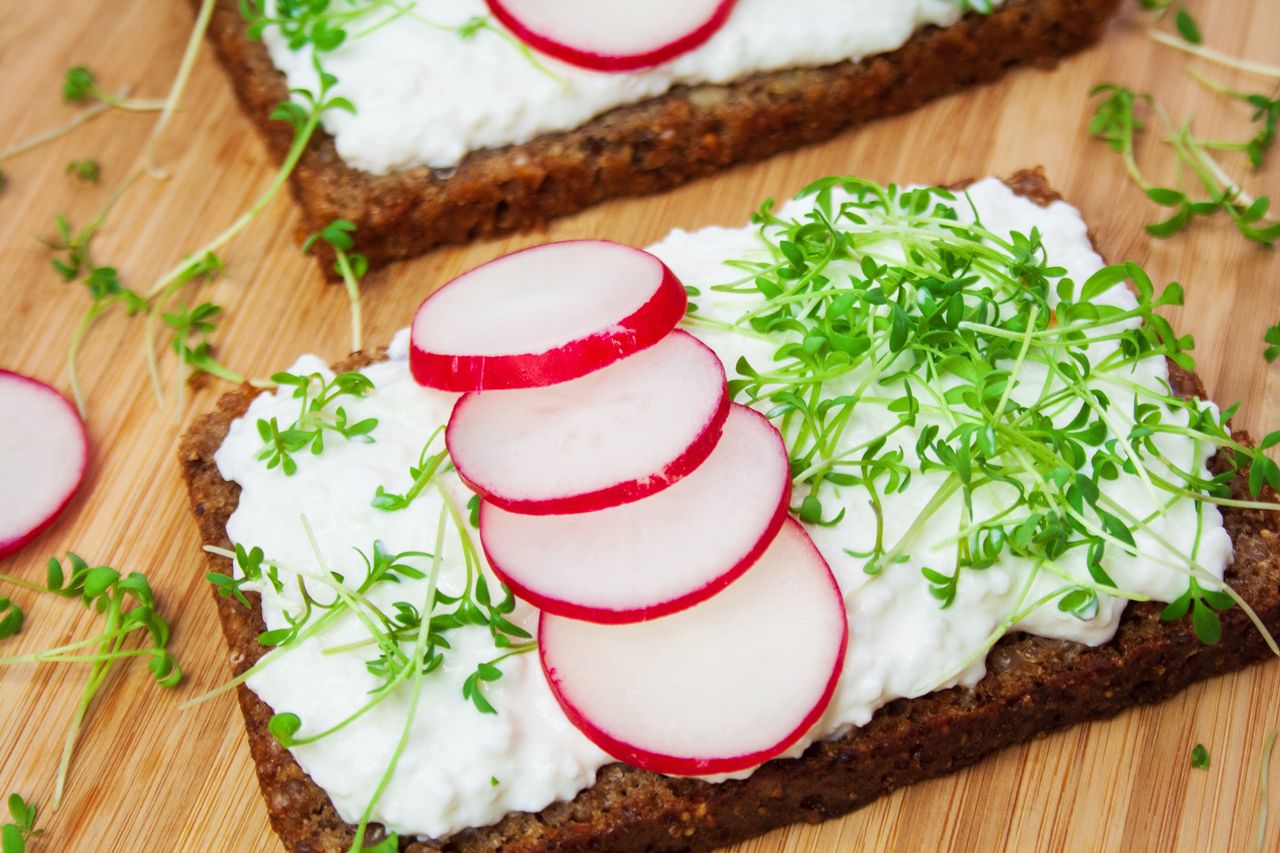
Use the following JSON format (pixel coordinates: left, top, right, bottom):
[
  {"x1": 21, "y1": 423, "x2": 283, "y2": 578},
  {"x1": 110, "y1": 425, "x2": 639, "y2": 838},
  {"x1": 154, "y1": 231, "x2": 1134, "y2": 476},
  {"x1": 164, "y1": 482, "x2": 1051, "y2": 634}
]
[
  {"x1": 214, "y1": 178, "x2": 1231, "y2": 838},
  {"x1": 261, "y1": 0, "x2": 1001, "y2": 173}
]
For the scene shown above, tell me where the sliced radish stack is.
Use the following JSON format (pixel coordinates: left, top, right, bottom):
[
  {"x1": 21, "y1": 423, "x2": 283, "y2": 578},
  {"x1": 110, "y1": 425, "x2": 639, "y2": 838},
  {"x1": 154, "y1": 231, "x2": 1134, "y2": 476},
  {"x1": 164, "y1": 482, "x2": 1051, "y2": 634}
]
[
  {"x1": 485, "y1": 0, "x2": 738, "y2": 73},
  {"x1": 540, "y1": 519, "x2": 847, "y2": 776},
  {"x1": 410, "y1": 240, "x2": 686, "y2": 392},
  {"x1": 479, "y1": 404, "x2": 790, "y2": 623},
  {"x1": 447, "y1": 330, "x2": 728, "y2": 515},
  {"x1": 0, "y1": 370, "x2": 88, "y2": 559}
]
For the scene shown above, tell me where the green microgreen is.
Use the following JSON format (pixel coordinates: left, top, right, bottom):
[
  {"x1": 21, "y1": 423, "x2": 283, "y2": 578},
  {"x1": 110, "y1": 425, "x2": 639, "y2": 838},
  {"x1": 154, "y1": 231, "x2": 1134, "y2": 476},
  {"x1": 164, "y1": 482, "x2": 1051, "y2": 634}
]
[
  {"x1": 1088, "y1": 84, "x2": 1278, "y2": 246},
  {"x1": 137, "y1": 56, "x2": 354, "y2": 408},
  {"x1": 1, "y1": 793, "x2": 40, "y2": 853},
  {"x1": 0, "y1": 555, "x2": 180, "y2": 809},
  {"x1": 303, "y1": 219, "x2": 368, "y2": 352},
  {"x1": 0, "y1": 600, "x2": 23, "y2": 640},
  {"x1": 60, "y1": 65, "x2": 165, "y2": 112},
  {"x1": 204, "y1": 496, "x2": 531, "y2": 852},
  {"x1": 42, "y1": 255, "x2": 149, "y2": 415},
  {"x1": 1265, "y1": 320, "x2": 1280, "y2": 363},
  {"x1": 371, "y1": 427, "x2": 448, "y2": 511},
  {"x1": 1185, "y1": 68, "x2": 1280, "y2": 171},
  {"x1": 41, "y1": 29, "x2": 349, "y2": 419},
  {"x1": 1145, "y1": 28, "x2": 1280, "y2": 81},
  {"x1": 1137, "y1": 2, "x2": 1201, "y2": 44},
  {"x1": 65, "y1": 159, "x2": 100, "y2": 184},
  {"x1": 1161, "y1": 577, "x2": 1235, "y2": 644},
  {"x1": 1191, "y1": 742, "x2": 1210, "y2": 769},
  {"x1": 1095, "y1": 4, "x2": 1280, "y2": 250},
  {"x1": 317, "y1": 485, "x2": 534, "y2": 715},
  {"x1": 206, "y1": 543, "x2": 282, "y2": 610},
  {"x1": 163, "y1": 291, "x2": 245, "y2": 412},
  {"x1": 684, "y1": 175, "x2": 1280, "y2": 694},
  {"x1": 255, "y1": 370, "x2": 379, "y2": 475},
  {"x1": 203, "y1": 471, "x2": 532, "y2": 731}
]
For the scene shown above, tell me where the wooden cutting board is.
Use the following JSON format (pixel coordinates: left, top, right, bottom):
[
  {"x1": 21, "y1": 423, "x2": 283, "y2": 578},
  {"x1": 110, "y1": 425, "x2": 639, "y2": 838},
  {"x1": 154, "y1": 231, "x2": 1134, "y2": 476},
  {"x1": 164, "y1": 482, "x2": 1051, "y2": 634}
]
[{"x1": 1, "y1": 1, "x2": 1277, "y2": 850}]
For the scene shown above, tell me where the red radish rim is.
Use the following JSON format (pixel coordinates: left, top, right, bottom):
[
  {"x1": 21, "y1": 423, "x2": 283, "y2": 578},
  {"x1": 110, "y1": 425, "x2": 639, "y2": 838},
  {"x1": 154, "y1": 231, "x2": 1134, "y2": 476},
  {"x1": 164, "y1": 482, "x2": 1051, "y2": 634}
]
[
  {"x1": 483, "y1": 0, "x2": 738, "y2": 73},
  {"x1": 0, "y1": 369, "x2": 89, "y2": 560},
  {"x1": 538, "y1": 519, "x2": 848, "y2": 776},
  {"x1": 410, "y1": 240, "x2": 687, "y2": 392},
  {"x1": 478, "y1": 406, "x2": 791, "y2": 623},
  {"x1": 445, "y1": 330, "x2": 730, "y2": 516}
]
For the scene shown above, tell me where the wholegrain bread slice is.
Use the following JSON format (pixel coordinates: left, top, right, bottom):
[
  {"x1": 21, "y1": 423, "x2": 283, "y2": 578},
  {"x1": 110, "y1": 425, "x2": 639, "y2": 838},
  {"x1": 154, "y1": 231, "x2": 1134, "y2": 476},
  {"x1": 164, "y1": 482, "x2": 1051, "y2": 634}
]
[
  {"x1": 180, "y1": 171, "x2": 1280, "y2": 852},
  {"x1": 197, "y1": 0, "x2": 1121, "y2": 274}
]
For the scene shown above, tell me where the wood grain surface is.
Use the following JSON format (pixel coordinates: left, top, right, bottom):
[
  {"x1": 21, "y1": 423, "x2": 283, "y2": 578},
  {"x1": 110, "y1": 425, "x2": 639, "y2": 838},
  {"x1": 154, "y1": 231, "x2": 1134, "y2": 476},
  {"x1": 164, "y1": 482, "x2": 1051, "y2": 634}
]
[{"x1": 0, "y1": 1, "x2": 1277, "y2": 851}]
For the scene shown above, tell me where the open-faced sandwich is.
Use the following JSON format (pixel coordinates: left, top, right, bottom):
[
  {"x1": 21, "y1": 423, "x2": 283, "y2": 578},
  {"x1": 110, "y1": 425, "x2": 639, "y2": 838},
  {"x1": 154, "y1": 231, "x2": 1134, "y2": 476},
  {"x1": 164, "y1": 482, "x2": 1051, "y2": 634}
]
[
  {"x1": 181, "y1": 169, "x2": 1280, "y2": 852},
  {"x1": 199, "y1": 0, "x2": 1122, "y2": 270}
]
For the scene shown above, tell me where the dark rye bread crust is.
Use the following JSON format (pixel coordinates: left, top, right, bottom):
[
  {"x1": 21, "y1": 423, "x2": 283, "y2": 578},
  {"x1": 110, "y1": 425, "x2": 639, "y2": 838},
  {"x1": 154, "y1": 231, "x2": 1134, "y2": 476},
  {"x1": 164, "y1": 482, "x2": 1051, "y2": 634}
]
[
  {"x1": 179, "y1": 171, "x2": 1280, "y2": 853},
  {"x1": 198, "y1": 0, "x2": 1121, "y2": 274}
]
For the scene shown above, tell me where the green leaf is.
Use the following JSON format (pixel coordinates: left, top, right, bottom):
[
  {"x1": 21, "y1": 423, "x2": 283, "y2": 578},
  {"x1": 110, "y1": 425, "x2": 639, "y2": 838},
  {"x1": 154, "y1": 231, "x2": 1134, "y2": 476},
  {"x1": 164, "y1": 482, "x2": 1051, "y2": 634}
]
[
  {"x1": 1058, "y1": 587, "x2": 1099, "y2": 621},
  {"x1": 0, "y1": 600, "x2": 22, "y2": 640},
  {"x1": 1145, "y1": 186, "x2": 1185, "y2": 206},
  {"x1": 1174, "y1": 8, "x2": 1202, "y2": 44},
  {"x1": 1, "y1": 823, "x2": 23, "y2": 853},
  {"x1": 1191, "y1": 600, "x2": 1223, "y2": 645},
  {"x1": 46, "y1": 557, "x2": 64, "y2": 592},
  {"x1": 1081, "y1": 265, "x2": 1129, "y2": 301},
  {"x1": 62, "y1": 65, "x2": 95, "y2": 102},
  {"x1": 269, "y1": 712, "x2": 302, "y2": 746},
  {"x1": 1265, "y1": 320, "x2": 1280, "y2": 363},
  {"x1": 1096, "y1": 510, "x2": 1136, "y2": 550},
  {"x1": 1190, "y1": 743, "x2": 1210, "y2": 769},
  {"x1": 6, "y1": 794, "x2": 32, "y2": 830},
  {"x1": 1161, "y1": 589, "x2": 1192, "y2": 622}
]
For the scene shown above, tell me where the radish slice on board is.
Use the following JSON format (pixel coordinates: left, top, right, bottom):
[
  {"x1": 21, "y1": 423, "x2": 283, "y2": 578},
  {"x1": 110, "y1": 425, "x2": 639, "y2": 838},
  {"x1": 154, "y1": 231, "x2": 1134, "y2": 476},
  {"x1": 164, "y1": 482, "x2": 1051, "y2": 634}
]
[
  {"x1": 410, "y1": 240, "x2": 686, "y2": 392},
  {"x1": 447, "y1": 330, "x2": 728, "y2": 515},
  {"x1": 0, "y1": 370, "x2": 88, "y2": 559},
  {"x1": 485, "y1": 0, "x2": 737, "y2": 73},
  {"x1": 539, "y1": 518, "x2": 847, "y2": 776},
  {"x1": 479, "y1": 404, "x2": 790, "y2": 623}
]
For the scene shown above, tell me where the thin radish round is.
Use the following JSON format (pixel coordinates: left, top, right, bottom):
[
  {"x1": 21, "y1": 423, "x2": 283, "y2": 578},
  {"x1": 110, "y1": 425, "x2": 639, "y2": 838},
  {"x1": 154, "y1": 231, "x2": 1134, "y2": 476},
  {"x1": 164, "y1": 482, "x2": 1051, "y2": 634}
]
[
  {"x1": 479, "y1": 404, "x2": 790, "y2": 623},
  {"x1": 485, "y1": 0, "x2": 737, "y2": 73},
  {"x1": 539, "y1": 518, "x2": 847, "y2": 776},
  {"x1": 0, "y1": 370, "x2": 88, "y2": 559},
  {"x1": 447, "y1": 330, "x2": 728, "y2": 515},
  {"x1": 410, "y1": 240, "x2": 686, "y2": 392}
]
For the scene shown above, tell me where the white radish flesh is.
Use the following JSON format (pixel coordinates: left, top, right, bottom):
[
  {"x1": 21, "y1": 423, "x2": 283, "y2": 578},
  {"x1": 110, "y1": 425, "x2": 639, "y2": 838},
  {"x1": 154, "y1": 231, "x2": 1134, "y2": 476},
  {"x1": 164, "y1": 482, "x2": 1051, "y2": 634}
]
[
  {"x1": 0, "y1": 370, "x2": 88, "y2": 559},
  {"x1": 539, "y1": 518, "x2": 847, "y2": 776},
  {"x1": 410, "y1": 240, "x2": 686, "y2": 392},
  {"x1": 447, "y1": 330, "x2": 728, "y2": 515},
  {"x1": 479, "y1": 404, "x2": 790, "y2": 623},
  {"x1": 485, "y1": 0, "x2": 737, "y2": 72}
]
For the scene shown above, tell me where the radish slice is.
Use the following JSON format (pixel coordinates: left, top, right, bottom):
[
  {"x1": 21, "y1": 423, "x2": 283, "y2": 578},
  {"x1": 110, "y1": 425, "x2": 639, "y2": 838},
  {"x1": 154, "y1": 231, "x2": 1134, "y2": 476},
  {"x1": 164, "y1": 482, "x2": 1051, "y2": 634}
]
[
  {"x1": 410, "y1": 240, "x2": 686, "y2": 392},
  {"x1": 447, "y1": 330, "x2": 728, "y2": 515},
  {"x1": 540, "y1": 519, "x2": 847, "y2": 776},
  {"x1": 485, "y1": 0, "x2": 737, "y2": 73},
  {"x1": 0, "y1": 370, "x2": 88, "y2": 559},
  {"x1": 479, "y1": 405, "x2": 790, "y2": 623}
]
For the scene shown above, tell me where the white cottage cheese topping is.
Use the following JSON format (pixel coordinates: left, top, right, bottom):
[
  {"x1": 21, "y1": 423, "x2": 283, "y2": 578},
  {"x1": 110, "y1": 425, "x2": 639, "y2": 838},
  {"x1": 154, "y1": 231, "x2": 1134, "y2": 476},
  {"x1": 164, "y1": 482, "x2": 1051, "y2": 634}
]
[
  {"x1": 214, "y1": 178, "x2": 1231, "y2": 838},
  {"x1": 261, "y1": 0, "x2": 998, "y2": 173}
]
